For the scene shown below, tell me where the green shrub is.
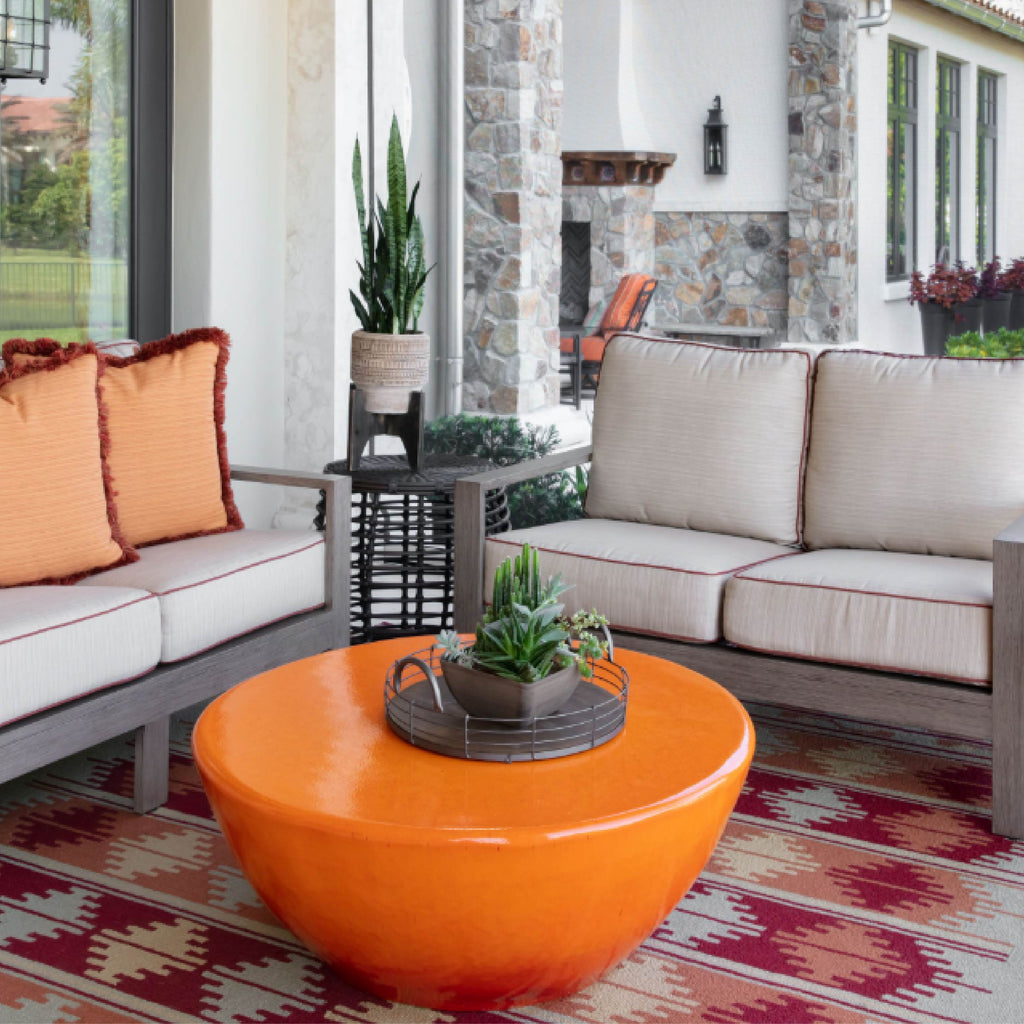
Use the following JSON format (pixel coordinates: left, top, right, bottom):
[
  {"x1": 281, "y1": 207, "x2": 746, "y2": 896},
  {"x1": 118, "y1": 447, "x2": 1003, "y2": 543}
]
[
  {"x1": 424, "y1": 413, "x2": 587, "y2": 529},
  {"x1": 946, "y1": 328, "x2": 1024, "y2": 358}
]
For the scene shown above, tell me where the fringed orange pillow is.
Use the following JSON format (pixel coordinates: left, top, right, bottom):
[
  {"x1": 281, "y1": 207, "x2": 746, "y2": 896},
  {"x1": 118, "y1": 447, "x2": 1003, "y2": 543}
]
[
  {"x1": 3, "y1": 329, "x2": 243, "y2": 547},
  {"x1": 0, "y1": 346, "x2": 138, "y2": 586}
]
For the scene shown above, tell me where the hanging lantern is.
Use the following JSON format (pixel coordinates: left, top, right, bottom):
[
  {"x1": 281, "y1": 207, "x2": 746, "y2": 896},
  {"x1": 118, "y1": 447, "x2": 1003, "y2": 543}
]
[
  {"x1": 0, "y1": 0, "x2": 50, "y2": 84},
  {"x1": 703, "y1": 96, "x2": 727, "y2": 176}
]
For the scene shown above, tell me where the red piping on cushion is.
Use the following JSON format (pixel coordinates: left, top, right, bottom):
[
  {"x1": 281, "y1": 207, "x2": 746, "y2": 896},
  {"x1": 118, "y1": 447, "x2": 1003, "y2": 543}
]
[
  {"x1": 0, "y1": 337, "x2": 62, "y2": 365},
  {"x1": 159, "y1": 602, "x2": 325, "y2": 663},
  {"x1": 0, "y1": 593, "x2": 157, "y2": 646},
  {"x1": 817, "y1": 347, "x2": 1024, "y2": 365},
  {"x1": 0, "y1": 664, "x2": 161, "y2": 729},
  {"x1": 0, "y1": 346, "x2": 139, "y2": 585},
  {"x1": 723, "y1": 638, "x2": 990, "y2": 687},
  {"x1": 486, "y1": 535, "x2": 800, "y2": 578},
  {"x1": 150, "y1": 537, "x2": 325, "y2": 596},
  {"x1": 605, "y1": 622, "x2": 718, "y2": 644},
  {"x1": 103, "y1": 326, "x2": 245, "y2": 546},
  {"x1": 595, "y1": 333, "x2": 814, "y2": 547},
  {"x1": 730, "y1": 571, "x2": 993, "y2": 610}
]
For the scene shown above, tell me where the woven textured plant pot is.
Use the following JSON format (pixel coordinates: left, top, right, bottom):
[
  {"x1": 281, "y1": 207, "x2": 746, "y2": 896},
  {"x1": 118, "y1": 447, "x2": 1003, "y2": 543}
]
[
  {"x1": 351, "y1": 331, "x2": 430, "y2": 414},
  {"x1": 441, "y1": 660, "x2": 581, "y2": 721}
]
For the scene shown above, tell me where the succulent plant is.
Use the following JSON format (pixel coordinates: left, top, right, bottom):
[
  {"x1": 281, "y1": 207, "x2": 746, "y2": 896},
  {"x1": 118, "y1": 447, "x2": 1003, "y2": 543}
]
[{"x1": 437, "y1": 543, "x2": 608, "y2": 682}]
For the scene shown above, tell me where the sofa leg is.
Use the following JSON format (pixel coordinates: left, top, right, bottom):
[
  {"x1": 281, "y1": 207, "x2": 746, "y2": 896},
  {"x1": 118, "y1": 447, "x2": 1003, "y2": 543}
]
[
  {"x1": 992, "y1": 715, "x2": 1024, "y2": 838},
  {"x1": 133, "y1": 717, "x2": 170, "y2": 813}
]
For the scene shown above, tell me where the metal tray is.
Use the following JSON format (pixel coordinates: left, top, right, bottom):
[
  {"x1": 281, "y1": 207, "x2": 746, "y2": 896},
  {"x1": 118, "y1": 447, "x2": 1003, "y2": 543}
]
[{"x1": 384, "y1": 645, "x2": 628, "y2": 762}]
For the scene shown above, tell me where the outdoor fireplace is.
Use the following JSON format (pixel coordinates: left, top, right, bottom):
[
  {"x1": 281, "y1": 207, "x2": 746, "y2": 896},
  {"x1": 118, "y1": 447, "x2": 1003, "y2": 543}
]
[{"x1": 560, "y1": 150, "x2": 675, "y2": 318}]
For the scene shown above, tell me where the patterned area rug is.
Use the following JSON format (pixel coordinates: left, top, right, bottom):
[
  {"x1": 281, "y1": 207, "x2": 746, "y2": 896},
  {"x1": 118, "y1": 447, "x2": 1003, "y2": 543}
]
[{"x1": 0, "y1": 703, "x2": 1022, "y2": 1023}]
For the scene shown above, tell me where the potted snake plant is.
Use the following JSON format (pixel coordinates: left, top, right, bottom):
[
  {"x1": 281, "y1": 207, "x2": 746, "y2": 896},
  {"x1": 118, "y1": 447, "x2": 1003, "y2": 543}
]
[
  {"x1": 436, "y1": 543, "x2": 608, "y2": 720},
  {"x1": 350, "y1": 114, "x2": 433, "y2": 414}
]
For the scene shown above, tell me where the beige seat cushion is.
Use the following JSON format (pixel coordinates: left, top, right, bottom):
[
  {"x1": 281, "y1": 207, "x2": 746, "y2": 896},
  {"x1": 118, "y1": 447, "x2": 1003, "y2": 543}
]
[
  {"x1": 804, "y1": 349, "x2": 1024, "y2": 559},
  {"x1": 79, "y1": 529, "x2": 325, "y2": 662},
  {"x1": 723, "y1": 548, "x2": 992, "y2": 684},
  {"x1": 0, "y1": 586, "x2": 161, "y2": 727},
  {"x1": 485, "y1": 520, "x2": 797, "y2": 643},
  {"x1": 585, "y1": 335, "x2": 813, "y2": 546}
]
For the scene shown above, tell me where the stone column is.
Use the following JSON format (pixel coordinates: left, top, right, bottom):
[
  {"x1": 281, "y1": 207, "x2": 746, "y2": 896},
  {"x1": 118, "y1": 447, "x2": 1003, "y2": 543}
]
[
  {"x1": 787, "y1": 0, "x2": 857, "y2": 346},
  {"x1": 463, "y1": 0, "x2": 563, "y2": 414}
]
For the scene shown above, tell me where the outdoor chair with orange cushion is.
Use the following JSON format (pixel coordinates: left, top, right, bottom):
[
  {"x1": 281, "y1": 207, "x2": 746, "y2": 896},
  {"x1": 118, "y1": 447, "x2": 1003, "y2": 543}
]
[{"x1": 560, "y1": 273, "x2": 657, "y2": 408}]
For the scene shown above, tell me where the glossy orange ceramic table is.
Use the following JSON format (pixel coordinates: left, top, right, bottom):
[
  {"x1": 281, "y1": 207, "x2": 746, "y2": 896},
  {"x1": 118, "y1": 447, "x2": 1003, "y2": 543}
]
[{"x1": 192, "y1": 637, "x2": 754, "y2": 1011}]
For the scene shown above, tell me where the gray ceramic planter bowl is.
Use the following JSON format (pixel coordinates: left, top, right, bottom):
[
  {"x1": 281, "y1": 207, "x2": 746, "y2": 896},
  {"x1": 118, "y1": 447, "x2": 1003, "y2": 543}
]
[{"x1": 441, "y1": 660, "x2": 581, "y2": 720}]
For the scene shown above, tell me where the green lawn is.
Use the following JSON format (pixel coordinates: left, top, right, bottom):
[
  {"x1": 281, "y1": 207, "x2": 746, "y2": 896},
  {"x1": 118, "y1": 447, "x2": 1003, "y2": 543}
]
[{"x1": 0, "y1": 247, "x2": 127, "y2": 337}]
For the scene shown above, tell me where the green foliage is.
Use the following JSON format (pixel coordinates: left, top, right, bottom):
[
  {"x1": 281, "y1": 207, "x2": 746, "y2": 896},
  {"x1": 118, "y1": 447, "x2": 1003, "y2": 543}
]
[
  {"x1": 423, "y1": 413, "x2": 587, "y2": 529},
  {"x1": 350, "y1": 116, "x2": 433, "y2": 334},
  {"x1": 946, "y1": 328, "x2": 1024, "y2": 358},
  {"x1": 2, "y1": 0, "x2": 128, "y2": 258},
  {"x1": 436, "y1": 543, "x2": 608, "y2": 682}
]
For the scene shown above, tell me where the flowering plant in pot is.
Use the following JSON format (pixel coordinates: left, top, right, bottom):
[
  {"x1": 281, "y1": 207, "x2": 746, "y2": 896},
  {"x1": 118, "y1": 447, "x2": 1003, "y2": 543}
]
[
  {"x1": 436, "y1": 543, "x2": 608, "y2": 720},
  {"x1": 909, "y1": 262, "x2": 980, "y2": 355},
  {"x1": 1000, "y1": 258, "x2": 1024, "y2": 331},
  {"x1": 350, "y1": 114, "x2": 434, "y2": 414},
  {"x1": 979, "y1": 258, "x2": 1013, "y2": 333}
]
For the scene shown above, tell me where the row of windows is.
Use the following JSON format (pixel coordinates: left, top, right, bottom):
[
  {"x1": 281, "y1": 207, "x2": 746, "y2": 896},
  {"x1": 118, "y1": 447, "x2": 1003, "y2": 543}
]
[{"x1": 886, "y1": 40, "x2": 999, "y2": 281}]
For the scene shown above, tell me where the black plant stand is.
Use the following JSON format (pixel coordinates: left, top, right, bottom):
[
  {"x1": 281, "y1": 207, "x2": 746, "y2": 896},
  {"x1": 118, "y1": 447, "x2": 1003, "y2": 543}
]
[{"x1": 317, "y1": 454, "x2": 510, "y2": 644}]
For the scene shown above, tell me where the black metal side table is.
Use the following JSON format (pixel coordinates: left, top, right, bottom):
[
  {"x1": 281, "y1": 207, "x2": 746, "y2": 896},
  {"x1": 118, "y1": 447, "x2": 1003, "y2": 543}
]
[{"x1": 316, "y1": 454, "x2": 510, "y2": 644}]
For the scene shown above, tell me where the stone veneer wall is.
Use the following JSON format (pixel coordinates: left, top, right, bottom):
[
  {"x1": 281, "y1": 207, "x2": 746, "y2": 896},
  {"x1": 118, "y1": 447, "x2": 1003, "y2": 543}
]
[
  {"x1": 462, "y1": 0, "x2": 564, "y2": 414},
  {"x1": 652, "y1": 213, "x2": 790, "y2": 345},
  {"x1": 562, "y1": 185, "x2": 655, "y2": 314},
  {"x1": 787, "y1": 0, "x2": 857, "y2": 346}
]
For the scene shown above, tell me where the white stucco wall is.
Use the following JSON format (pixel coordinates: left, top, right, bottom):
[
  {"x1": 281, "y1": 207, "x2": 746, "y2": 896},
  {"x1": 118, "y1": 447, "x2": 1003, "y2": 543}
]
[
  {"x1": 173, "y1": 0, "x2": 287, "y2": 527},
  {"x1": 858, "y1": 0, "x2": 1024, "y2": 352},
  {"x1": 562, "y1": 0, "x2": 789, "y2": 213}
]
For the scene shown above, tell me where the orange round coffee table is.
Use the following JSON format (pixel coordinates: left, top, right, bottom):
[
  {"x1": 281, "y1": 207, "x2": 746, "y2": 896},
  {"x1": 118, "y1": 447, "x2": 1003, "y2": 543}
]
[{"x1": 192, "y1": 637, "x2": 753, "y2": 1011}]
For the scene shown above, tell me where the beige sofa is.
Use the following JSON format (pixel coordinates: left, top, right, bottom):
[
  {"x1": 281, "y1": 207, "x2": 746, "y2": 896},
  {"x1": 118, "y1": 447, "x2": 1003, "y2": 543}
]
[
  {"x1": 454, "y1": 334, "x2": 1024, "y2": 837},
  {"x1": 0, "y1": 467, "x2": 350, "y2": 813}
]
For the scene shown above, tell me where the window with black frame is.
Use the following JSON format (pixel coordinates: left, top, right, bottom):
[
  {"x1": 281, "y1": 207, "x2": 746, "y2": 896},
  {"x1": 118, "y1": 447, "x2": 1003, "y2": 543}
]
[
  {"x1": 935, "y1": 58, "x2": 960, "y2": 264},
  {"x1": 887, "y1": 41, "x2": 917, "y2": 281},
  {"x1": 977, "y1": 70, "x2": 997, "y2": 266},
  {"x1": 0, "y1": 0, "x2": 169, "y2": 347}
]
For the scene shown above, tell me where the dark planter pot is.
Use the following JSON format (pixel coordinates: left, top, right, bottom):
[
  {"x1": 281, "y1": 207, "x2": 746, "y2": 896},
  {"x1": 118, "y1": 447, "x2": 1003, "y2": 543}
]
[
  {"x1": 950, "y1": 298, "x2": 983, "y2": 338},
  {"x1": 918, "y1": 302, "x2": 955, "y2": 356},
  {"x1": 982, "y1": 293, "x2": 1014, "y2": 334},
  {"x1": 441, "y1": 659, "x2": 581, "y2": 721},
  {"x1": 1010, "y1": 290, "x2": 1024, "y2": 331}
]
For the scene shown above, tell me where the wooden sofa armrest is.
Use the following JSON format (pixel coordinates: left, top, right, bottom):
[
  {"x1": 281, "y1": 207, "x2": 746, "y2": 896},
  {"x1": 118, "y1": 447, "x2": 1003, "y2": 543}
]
[
  {"x1": 229, "y1": 464, "x2": 351, "y2": 645},
  {"x1": 993, "y1": 509, "x2": 1024, "y2": 835},
  {"x1": 453, "y1": 444, "x2": 593, "y2": 630}
]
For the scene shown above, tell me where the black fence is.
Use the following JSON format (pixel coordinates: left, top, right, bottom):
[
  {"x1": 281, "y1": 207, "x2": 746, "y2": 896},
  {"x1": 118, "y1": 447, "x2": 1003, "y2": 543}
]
[{"x1": 0, "y1": 261, "x2": 128, "y2": 331}]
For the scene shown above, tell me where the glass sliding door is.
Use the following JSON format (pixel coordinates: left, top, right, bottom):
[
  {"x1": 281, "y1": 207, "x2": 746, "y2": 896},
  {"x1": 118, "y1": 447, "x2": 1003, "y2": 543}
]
[{"x1": 0, "y1": 0, "x2": 130, "y2": 345}]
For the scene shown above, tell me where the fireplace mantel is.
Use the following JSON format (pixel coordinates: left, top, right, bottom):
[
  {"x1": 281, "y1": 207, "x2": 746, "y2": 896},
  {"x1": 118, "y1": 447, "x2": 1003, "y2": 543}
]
[{"x1": 561, "y1": 151, "x2": 676, "y2": 187}]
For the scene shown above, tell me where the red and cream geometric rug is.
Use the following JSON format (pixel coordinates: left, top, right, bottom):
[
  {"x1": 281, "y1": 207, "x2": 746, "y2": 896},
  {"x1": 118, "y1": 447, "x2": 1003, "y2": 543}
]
[{"x1": 0, "y1": 703, "x2": 1021, "y2": 1022}]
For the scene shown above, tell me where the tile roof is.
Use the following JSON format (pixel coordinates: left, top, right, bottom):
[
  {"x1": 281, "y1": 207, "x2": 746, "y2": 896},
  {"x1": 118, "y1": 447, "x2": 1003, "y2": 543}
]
[{"x1": 0, "y1": 96, "x2": 73, "y2": 135}]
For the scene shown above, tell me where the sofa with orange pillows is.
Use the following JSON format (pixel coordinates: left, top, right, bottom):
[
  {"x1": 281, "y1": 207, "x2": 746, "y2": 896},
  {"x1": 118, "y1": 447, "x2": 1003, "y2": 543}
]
[{"x1": 0, "y1": 328, "x2": 350, "y2": 812}]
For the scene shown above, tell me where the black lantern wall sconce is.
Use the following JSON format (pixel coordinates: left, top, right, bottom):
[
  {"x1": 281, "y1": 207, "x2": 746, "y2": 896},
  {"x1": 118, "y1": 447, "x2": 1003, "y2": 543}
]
[
  {"x1": 0, "y1": 0, "x2": 50, "y2": 84},
  {"x1": 703, "y1": 95, "x2": 727, "y2": 175}
]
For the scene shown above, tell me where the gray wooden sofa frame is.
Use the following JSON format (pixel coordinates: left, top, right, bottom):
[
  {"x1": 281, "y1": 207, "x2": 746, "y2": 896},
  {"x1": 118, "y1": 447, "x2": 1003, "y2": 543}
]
[
  {"x1": 0, "y1": 466, "x2": 350, "y2": 815},
  {"x1": 454, "y1": 444, "x2": 1024, "y2": 839}
]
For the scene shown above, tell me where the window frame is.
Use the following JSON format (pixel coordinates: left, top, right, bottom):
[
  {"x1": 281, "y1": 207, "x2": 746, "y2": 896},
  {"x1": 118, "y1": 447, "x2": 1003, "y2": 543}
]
[
  {"x1": 887, "y1": 40, "x2": 918, "y2": 282},
  {"x1": 935, "y1": 57, "x2": 961, "y2": 264},
  {"x1": 131, "y1": 0, "x2": 172, "y2": 343},
  {"x1": 976, "y1": 69, "x2": 998, "y2": 267}
]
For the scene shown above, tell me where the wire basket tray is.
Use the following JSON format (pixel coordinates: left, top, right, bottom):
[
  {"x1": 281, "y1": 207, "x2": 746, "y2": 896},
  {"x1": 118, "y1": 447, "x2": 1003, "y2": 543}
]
[{"x1": 384, "y1": 645, "x2": 629, "y2": 762}]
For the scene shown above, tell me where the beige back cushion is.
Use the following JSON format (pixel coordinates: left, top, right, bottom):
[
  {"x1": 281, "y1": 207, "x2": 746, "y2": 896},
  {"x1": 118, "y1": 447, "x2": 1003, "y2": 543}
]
[
  {"x1": 804, "y1": 350, "x2": 1024, "y2": 559},
  {"x1": 586, "y1": 335, "x2": 813, "y2": 546}
]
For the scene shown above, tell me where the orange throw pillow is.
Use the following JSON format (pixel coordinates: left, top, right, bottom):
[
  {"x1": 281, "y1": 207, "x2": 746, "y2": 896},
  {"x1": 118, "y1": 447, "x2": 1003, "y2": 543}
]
[
  {"x1": 0, "y1": 347, "x2": 137, "y2": 586},
  {"x1": 3, "y1": 329, "x2": 244, "y2": 547}
]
